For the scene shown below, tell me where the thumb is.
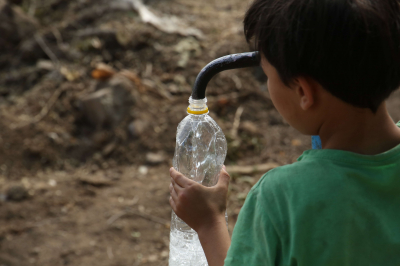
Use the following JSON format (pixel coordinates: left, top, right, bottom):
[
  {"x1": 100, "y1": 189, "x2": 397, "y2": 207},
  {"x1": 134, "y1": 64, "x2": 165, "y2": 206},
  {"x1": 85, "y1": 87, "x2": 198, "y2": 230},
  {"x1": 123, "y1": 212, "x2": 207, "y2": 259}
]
[{"x1": 217, "y1": 165, "x2": 230, "y2": 188}]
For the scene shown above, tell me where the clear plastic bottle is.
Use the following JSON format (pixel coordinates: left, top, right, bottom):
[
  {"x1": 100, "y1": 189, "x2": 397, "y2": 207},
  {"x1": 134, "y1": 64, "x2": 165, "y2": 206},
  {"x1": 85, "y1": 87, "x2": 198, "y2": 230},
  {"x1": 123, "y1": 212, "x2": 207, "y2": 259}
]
[{"x1": 169, "y1": 97, "x2": 227, "y2": 266}]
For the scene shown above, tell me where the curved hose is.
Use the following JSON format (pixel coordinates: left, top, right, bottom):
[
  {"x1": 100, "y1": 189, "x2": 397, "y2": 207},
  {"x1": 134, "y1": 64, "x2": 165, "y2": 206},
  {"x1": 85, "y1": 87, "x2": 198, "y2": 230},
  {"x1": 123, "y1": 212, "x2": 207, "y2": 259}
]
[{"x1": 191, "y1": 52, "x2": 260, "y2": 99}]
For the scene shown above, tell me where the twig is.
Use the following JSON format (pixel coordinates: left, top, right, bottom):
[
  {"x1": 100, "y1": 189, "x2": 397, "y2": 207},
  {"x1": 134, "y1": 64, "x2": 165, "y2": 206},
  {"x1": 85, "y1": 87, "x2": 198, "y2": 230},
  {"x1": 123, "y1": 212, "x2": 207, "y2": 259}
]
[
  {"x1": 230, "y1": 74, "x2": 242, "y2": 90},
  {"x1": 28, "y1": 0, "x2": 37, "y2": 17},
  {"x1": 144, "y1": 63, "x2": 153, "y2": 78},
  {"x1": 51, "y1": 28, "x2": 64, "y2": 48},
  {"x1": 140, "y1": 77, "x2": 172, "y2": 101},
  {"x1": 10, "y1": 86, "x2": 69, "y2": 129},
  {"x1": 107, "y1": 209, "x2": 168, "y2": 226},
  {"x1": 107, "y1": 246, "x2": 114, "y2": 260},
  {"x1": 207, "y1": 92, "x2": 242, "y2": 103},
  {"x1": 226, "y1": 163, "x2": 280, "y2": 175},
  {"x1": 34, "y1": 34, "x2": 60, "y2": 70},
  {"x1": 231, "y1": 105, "x2": 244, "y2": 139},
  {"x1": 127, "y1": 209, "x2": 169, "y2": 225},
  {"x1": 75, "y1": 28, "x2": 116, "y2": 38},
  {"x1": 107, "y1": 212, "x2": 127, "y2": 225}
]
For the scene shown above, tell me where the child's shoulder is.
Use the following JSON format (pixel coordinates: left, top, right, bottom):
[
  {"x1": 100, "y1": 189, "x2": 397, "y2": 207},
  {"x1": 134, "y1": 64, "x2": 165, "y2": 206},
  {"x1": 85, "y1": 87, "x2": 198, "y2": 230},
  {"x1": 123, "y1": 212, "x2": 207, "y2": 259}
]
[
  {"x1": 251, "y1": 143, "x2": 400, "y2": 207},
  {"x1": 255, "y1": 141, "x2": 400, "y2": 194},
  {"x1": 249, "y1": 151, "x2": 359, "y2": 205},
  {"x1": 253, "y1": 157, "x2": 336, "y2": 192}
]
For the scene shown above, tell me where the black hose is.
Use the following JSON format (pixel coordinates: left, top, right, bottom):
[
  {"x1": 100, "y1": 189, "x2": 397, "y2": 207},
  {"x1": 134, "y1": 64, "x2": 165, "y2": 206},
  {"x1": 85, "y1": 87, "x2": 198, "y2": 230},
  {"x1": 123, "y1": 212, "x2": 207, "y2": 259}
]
[{"x1": 191, "y1": 52, "x2": 260, "y2": 100}]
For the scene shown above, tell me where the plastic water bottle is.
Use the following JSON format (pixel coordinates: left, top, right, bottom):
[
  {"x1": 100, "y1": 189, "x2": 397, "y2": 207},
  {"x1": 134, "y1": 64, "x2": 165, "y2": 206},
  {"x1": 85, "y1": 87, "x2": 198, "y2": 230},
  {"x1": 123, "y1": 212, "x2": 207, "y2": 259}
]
[{"x1": 169, "y1": 96, "x2": 227, "y2": 266}]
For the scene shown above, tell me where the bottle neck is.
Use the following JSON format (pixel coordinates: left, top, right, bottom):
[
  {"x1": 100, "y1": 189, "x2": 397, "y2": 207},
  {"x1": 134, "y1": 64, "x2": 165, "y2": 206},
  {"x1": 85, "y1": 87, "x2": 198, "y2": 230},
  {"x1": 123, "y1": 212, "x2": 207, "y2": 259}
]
[{"x1": 187, "y1": 97, "x2": 209, "y2": 115}]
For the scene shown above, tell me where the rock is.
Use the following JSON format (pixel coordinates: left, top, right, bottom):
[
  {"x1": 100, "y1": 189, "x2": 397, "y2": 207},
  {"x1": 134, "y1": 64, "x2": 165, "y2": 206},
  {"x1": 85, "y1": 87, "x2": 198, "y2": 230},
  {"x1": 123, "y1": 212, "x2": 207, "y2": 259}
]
[
  {"x1": 78, "y1": 172, "x2": 112, "y2": 187},
  {"x1": 79, "y1": 76, "x2": 133, "y2": 128},
  {"x1": 79, "y1": 88, "x2": 114, "y2": 127},
  {"x1": 128, "y1": 119, "x2": 149, "y2": 137},
  {"x1": 147, "y1": 254, "x2": 158, "y2": 263},
  {"x1": 291, "y1": 139, "x2": 302, "y2": 147},
  {"x1": 160, "y1": 250, "x2": 169, "y2": 258},
  {"x1": 36, "y1": 60, "x2": 55, "y2": 71},
  {"x1": 138, "y1": 165, "x2": 149, "y2": 175},
  {"x1": 174, "y1": 37, "x2": 201, "y2": 68},
  {"x1": 146, "y1": 152, "x2": 166, "y2": 165},
  {"x1": 0, "y1": 193, "x2": 6, "y2": 202},
  {"x1": 6, "y1": 184, "x2": 28, "y2": 201}
]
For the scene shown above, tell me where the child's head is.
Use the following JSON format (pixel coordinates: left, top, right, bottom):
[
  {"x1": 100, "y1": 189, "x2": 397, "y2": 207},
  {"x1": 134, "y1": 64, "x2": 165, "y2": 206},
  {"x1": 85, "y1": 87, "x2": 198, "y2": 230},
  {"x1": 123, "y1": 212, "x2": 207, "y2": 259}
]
[{"x1": 244, "y1": 0, "x2": 400, "y2": 120}]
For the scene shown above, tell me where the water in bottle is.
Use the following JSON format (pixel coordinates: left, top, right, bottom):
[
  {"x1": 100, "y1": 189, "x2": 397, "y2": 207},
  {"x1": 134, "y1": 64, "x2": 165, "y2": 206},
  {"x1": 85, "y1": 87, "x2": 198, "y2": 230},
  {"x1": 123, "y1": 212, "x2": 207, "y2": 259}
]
[{"x1": 169, "y1": 96, "x2": 227, "y2": 266}]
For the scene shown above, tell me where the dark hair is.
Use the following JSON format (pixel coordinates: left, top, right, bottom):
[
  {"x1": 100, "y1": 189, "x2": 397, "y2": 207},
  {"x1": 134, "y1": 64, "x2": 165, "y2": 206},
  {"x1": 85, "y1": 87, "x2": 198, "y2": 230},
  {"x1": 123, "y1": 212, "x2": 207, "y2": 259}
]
[{"x1": 244, "y1": 0, "x2": 400, "y2": 112}]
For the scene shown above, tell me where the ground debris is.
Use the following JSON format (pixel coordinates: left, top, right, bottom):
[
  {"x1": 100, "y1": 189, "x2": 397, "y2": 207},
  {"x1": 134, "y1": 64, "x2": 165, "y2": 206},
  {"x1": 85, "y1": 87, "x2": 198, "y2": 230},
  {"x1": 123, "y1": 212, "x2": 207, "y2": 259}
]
[
  {"x1": 146, "y1": 152, "x2": 166, "y2": 165},
  {"x1": 78, "y1": 76, "x2": 133, "y2": 128},
  {"x1": 0, "y1": 0, "x2": 38, "y2": 51},
  {"x1": 128, "y1": 119, "x2": 149, "y2": 137},
  {"x1": 124, "y1": 0, "x2": 204, "y2": 39},
  {"x1": 5, "y1": 184, "x2": 28, "y2": 201},
  {"x1": 91, "y1": 63, "x2": 116, "y2": 81},
  {"x1": 226, "y1": 163, "x2": 279, "y2": 175},
  {"x1": 78, "y1": 172, "x2": 113, "y2": 187},
  {"x1": 240, "y1": 121, "x2": 261, "y2": 135}
]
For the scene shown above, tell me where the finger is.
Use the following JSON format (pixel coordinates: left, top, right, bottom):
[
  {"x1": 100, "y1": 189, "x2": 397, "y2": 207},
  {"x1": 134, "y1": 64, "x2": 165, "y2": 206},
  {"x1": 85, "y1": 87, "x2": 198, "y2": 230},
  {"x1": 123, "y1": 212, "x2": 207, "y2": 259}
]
[
  {"x1": 169, "y1": 196, "x2": 177, "y2": 212},
  {"x1": 170, "y1": 180, "x2": 182, "y2": 198},
  {"x1": 170, "y1": 167, "x2": 193, "y2": 187},
  {"x1": 171, "y1": 177, "x2": 183, "y2": 190},
  {"x1": 217, "y1": 166, "x2": 231, "y2": 188},
  {"x1": 170, "y1": 185, "x2": 179, "y2": 202}
]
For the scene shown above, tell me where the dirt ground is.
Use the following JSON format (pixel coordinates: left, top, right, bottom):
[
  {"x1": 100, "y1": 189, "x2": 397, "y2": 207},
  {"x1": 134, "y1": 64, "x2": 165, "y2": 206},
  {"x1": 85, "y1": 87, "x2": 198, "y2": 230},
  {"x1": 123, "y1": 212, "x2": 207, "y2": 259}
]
[{"x1": 1, "y1": 0, "x2": 400, "y2": 265}]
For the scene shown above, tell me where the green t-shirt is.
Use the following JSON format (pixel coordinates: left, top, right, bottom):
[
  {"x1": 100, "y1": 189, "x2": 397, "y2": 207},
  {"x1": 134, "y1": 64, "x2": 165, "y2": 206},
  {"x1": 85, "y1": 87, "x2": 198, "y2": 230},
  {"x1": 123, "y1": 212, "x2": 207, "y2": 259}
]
[{"x1": 225, "y1": 144, "x2": 400, "y2": 265}]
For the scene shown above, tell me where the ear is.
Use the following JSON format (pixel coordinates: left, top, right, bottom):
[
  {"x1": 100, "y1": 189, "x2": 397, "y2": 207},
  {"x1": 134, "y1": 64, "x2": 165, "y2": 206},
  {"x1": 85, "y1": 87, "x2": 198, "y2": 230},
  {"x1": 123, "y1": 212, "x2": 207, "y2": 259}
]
[{"x1": 293, "y1": 76, "x2": 315, "y2": 110}]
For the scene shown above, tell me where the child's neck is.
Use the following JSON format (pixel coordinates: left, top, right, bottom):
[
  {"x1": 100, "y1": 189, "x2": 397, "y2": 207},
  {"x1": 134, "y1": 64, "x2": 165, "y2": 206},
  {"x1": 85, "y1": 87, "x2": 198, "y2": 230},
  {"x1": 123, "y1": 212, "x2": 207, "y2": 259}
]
[{"x1": 318, "y1": 103, "x2": 400, "y2": 155}]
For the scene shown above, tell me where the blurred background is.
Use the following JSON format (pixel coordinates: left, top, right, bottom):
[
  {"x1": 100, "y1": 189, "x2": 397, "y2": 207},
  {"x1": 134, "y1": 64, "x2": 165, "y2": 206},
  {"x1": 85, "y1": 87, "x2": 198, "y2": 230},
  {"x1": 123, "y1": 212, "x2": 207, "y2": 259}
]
[{"x1": 1, "y1": 0, "x2": 400, "y2": 265}]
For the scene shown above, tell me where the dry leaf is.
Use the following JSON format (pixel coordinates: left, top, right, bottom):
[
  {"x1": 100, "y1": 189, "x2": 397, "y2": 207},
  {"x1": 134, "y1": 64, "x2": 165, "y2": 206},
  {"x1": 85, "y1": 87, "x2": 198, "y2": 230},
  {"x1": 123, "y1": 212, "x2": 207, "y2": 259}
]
[{"x1": 91, "y1": 63, "x2": 116, "y2": 80}]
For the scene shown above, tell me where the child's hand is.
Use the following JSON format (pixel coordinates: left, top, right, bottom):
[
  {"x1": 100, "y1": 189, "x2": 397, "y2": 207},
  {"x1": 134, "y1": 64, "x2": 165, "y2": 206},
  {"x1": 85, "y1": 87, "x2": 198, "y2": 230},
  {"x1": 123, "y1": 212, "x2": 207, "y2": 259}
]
[{"x1": 169, "y1": 166, "x2": 231, "y2": 234}]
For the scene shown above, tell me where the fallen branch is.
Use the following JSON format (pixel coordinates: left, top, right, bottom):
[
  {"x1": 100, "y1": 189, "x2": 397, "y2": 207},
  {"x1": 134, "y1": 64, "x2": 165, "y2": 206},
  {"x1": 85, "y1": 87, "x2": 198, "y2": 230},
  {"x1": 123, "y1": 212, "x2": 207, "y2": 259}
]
[
  {"x1": 122, "y1": 0, "x2": 204, "y2": 39},
  {"x1": 226, "y1": 163, "x2": 280, "y2": 175}
]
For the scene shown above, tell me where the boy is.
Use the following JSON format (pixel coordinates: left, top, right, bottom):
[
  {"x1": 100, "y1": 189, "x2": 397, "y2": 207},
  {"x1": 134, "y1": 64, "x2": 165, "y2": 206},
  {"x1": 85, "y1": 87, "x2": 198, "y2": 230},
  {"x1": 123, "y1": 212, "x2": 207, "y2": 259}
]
[{"x1": 169, "y1": 0, "x2": 400, "y2": 265}]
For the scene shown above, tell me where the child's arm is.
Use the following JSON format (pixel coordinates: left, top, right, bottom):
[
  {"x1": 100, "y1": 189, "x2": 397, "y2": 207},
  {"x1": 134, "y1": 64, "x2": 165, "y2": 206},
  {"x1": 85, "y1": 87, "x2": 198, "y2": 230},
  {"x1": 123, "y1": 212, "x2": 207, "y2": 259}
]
[
  {"x1": 169, "y1": 167, "x2": 231, "y2": 266},
  {"x1": 197, "y1": 217, "x2": 231, "y2": 266}
]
